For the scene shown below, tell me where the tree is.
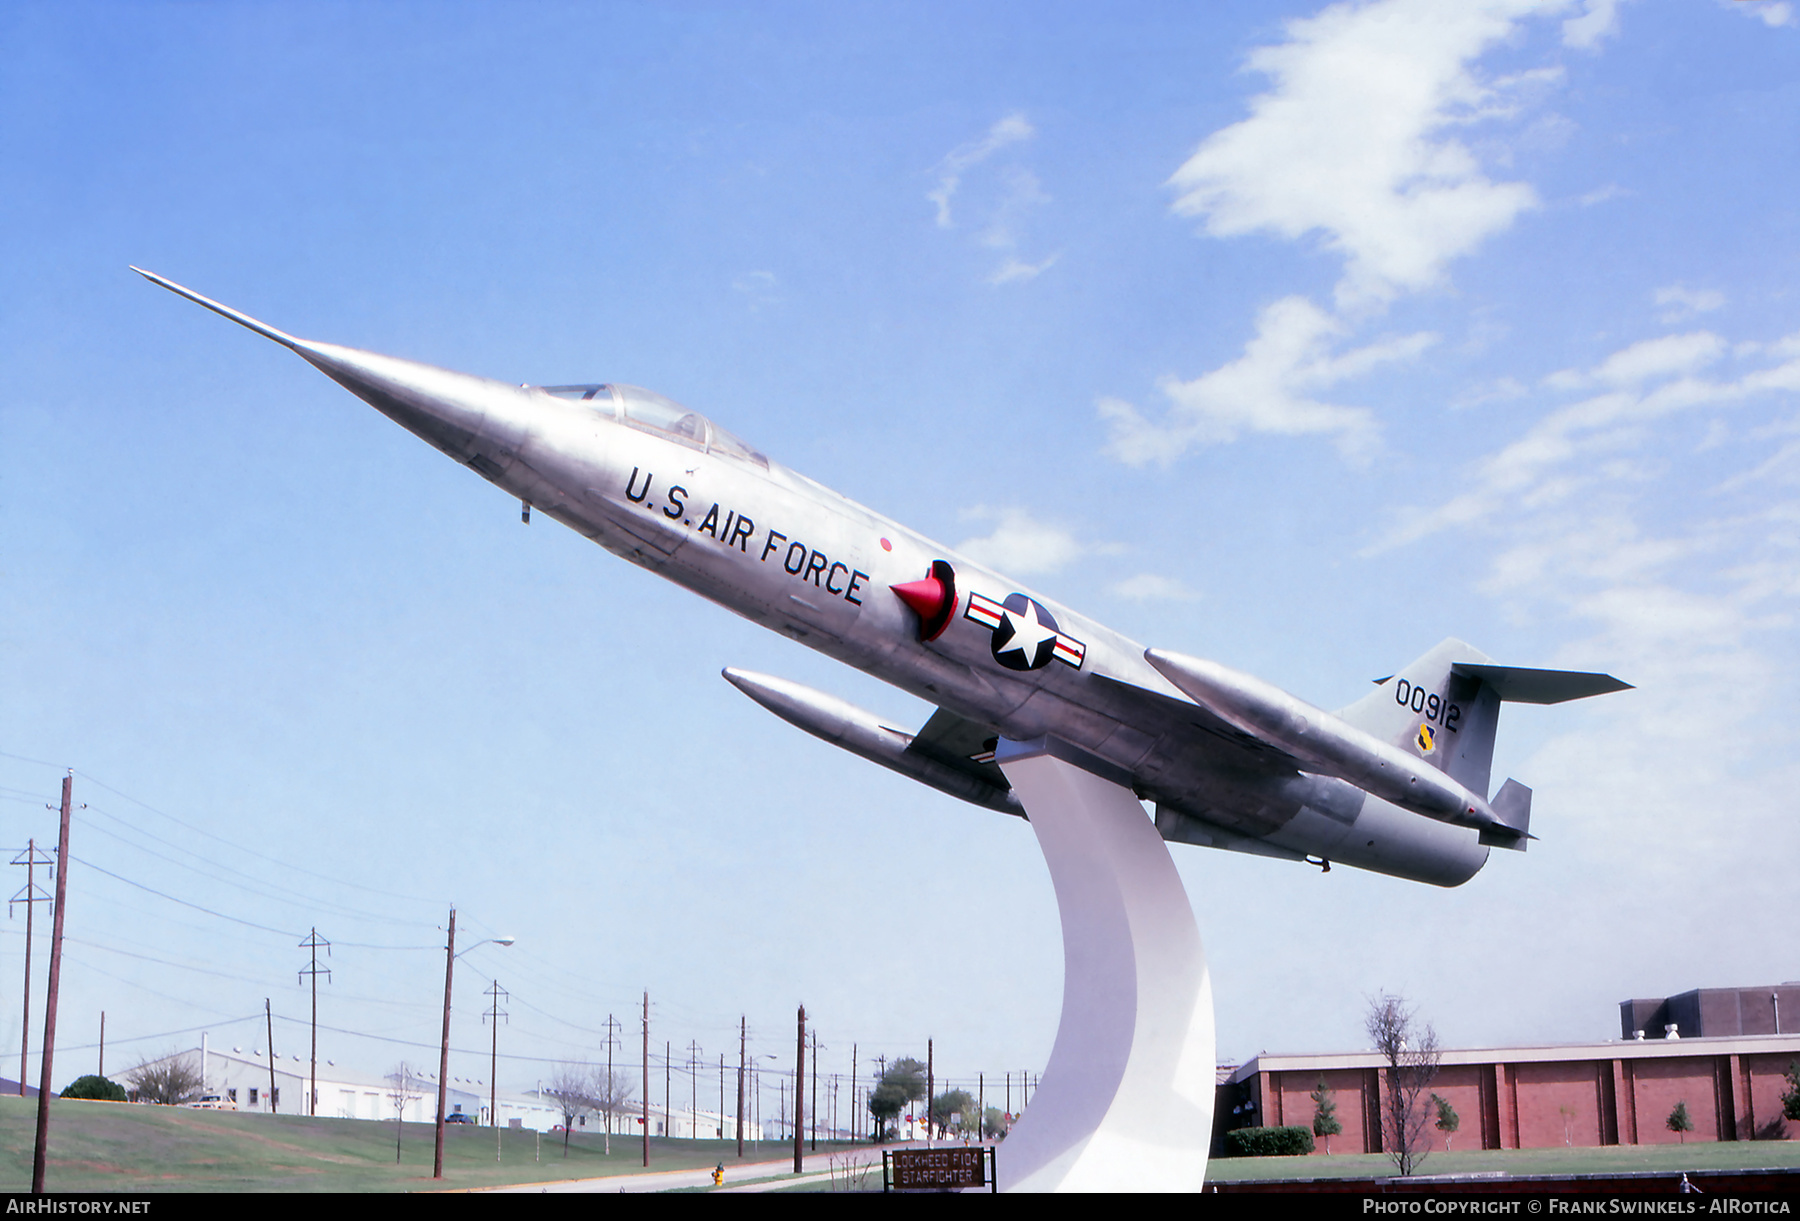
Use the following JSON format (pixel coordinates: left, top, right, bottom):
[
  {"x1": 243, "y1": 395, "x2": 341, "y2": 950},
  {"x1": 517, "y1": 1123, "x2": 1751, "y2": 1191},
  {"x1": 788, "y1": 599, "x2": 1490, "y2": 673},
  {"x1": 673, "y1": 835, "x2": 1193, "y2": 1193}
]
[
  {"x1": 1365, "y1": 992, "x2": 1441, "y2": 1176},
  {"x1": 545, "y1": 1062, "x2": 596, "y2": 1158},
  {"x1": 1667, "y1": 1101, "x2": 1693, "y2": 1143},
  {"x1": 387, "y1": 1062, "x2": 424, "y2": 1164},
  {"x1": 591, "y1": 1068, "x2": 634, "y2": 1155},
  {"x1": 867, "y1": 1058, "x2": 926, "y2": 1141},
  {"x1": 982, "y1": 1106, "x2": 1007, "y2": 1140},
  {"x1": 1782, "y1": 1060, "x2": 1800, "y2": 1123},
  {"x1": 125, "y1": 1051, "x2": 203, "y2": 1106},
  {"x1": 930, "y1": 1089, "x2": 978, "y2": 1139},
  {"x1": 61, "y1": 1075, "x2": 126, "y2": 1102},
  {"x1": 1432, "y1": 1093, "x2": 1460, "y2": 1151},
  {"x1": 1311, "y1": 1079, "x2": 1342, "y2": 1155}
]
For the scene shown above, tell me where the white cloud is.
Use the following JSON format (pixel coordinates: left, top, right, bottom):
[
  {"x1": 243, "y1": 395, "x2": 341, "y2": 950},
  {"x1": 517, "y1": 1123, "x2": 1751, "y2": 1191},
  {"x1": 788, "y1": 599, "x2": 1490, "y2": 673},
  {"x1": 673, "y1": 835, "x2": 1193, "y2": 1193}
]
[
  {"x1": 1167, "y1": 0, "x2": 1557, "y2": 308},
  {"x1": 1369, "y1": 329, "x2": 1800, "y2": 551},
  {"x1": 1110, "y1": 573, "x2": 1199, "y2": 602},
  {"x1": 954, "y1": 507, "x2": 1094, "y2": 575},
  {"x1": 1104, "y1": 1, "x2": 1581, "y2": 470},
  {"x1": 987, "y1": 254, "x2": 1060, "y2": 286},
  {"x1": 1576, "y1": 183, "x2": 1626, "y2": 206},
  {"x1": 1100, "y1": 296, "x2": 1433, "y2": 465},
  {"x1": 928, "y1": 113, "x2": 1035, "y2": 229},
  {"x1": 1653, "y1": 284, "x2": 1725, "y2": 322},
  {"x1": 1452, "y1": 376, "x2": 1529, "y2": 409},
  {"x1": 927, "y1": 115, "x2": 1057, "y2": 287},
  {"x1": 1544, "y1": 331, "x2": 1726, "y2": 389},
  {"x1": 1726, "y1": 0, "x2": 1796, "y2": 29},
  {"x1": 730, "y1": 270, "x2": 781, "y2": 310},
  {"x1": 1562, "y1": 0, "x2": 1631, "y2": 49}
]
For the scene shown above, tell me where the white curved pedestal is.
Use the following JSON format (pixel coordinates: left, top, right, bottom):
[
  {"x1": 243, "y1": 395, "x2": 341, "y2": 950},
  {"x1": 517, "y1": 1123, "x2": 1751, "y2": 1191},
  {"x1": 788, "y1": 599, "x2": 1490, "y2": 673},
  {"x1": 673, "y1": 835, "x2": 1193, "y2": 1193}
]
[{"x1": 993, "y1": 737, "x2": 1214, "y2": 1192}]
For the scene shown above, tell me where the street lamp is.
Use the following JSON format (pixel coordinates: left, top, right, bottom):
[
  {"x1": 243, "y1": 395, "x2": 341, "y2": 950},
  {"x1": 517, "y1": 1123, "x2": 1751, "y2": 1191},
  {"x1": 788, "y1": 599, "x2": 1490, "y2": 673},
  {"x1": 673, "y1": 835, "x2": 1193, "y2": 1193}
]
[{"x1": 433, "y1": 908, "x2": 514, "y2": 1180}]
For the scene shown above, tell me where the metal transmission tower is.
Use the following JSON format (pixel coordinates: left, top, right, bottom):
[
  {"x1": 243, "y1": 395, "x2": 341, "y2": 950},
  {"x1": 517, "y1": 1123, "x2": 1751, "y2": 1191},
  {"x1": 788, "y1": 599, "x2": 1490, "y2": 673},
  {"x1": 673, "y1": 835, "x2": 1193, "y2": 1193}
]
[
  {"x1": 603, "y1": 1013, "x2": 621, "y2": 1144},
  {"x1": 10, "y1": 839, "x2": 54, "y2": 1096},
  {"x1": 687, "y1": 1039, "x2": 702, "y2": 1140},
  {"x1": 296, "y1": 929, "x2": 331, "y2": 1116},
  {"x1": 483, "y1": 981, "x2": 508, "y2": 1159}
]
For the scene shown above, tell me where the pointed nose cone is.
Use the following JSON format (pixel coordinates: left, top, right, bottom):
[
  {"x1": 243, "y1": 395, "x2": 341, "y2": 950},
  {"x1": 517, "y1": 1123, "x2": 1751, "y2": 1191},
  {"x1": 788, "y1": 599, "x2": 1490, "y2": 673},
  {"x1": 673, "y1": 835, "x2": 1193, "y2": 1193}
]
[
  {"x1": 288, "y1": 339, "x2": 526, "y2": 469},
  {"x1": 133, "y1": 266, "x2": 537, "y2": 475}
]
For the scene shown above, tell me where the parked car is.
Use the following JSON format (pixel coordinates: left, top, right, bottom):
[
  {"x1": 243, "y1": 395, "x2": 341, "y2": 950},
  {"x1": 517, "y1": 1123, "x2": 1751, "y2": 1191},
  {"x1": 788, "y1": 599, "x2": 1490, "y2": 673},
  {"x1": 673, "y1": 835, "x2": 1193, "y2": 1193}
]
[{"x1": 444, "y1": 1112, "x2": 476, "y2": 1124}]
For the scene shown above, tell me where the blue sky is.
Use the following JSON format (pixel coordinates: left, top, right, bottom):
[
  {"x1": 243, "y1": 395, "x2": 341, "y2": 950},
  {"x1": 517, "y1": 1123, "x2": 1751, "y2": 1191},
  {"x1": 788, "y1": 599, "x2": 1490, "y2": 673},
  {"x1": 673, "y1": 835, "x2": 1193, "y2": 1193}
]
[{"x1": 3, "y1": 0, "x2": 1798, "y2": 1114}]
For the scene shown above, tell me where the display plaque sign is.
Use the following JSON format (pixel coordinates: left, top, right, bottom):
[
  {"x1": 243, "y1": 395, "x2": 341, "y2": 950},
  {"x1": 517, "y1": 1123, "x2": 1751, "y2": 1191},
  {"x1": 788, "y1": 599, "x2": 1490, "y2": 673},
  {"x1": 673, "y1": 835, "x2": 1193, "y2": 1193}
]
[{"x1": 883, "y1": 1146, "x2": 995, "y2": 1192}]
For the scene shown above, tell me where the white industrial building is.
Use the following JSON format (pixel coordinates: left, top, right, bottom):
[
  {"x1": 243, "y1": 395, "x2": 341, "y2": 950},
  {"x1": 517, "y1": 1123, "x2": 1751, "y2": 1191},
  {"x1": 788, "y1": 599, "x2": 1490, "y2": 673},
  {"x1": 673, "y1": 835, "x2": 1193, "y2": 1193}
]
[{"x1": 126, "y1": 1041, "x2": 562, "y2": 1130}]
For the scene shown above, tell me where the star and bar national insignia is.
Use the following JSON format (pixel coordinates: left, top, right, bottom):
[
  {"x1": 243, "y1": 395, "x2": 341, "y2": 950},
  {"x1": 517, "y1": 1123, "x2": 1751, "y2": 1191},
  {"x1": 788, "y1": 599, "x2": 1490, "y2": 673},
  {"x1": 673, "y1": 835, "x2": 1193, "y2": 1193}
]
[{"x1": 965, "y1": 591, "x2": 1086, "y2": 672}]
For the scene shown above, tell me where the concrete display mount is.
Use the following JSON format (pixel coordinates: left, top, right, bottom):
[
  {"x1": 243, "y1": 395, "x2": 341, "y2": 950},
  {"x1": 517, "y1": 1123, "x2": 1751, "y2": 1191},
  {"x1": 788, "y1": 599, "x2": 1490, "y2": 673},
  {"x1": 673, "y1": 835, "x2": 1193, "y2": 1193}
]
[{"x1": 993, "y1": 737, "x2": 1215, "y2": 1193}]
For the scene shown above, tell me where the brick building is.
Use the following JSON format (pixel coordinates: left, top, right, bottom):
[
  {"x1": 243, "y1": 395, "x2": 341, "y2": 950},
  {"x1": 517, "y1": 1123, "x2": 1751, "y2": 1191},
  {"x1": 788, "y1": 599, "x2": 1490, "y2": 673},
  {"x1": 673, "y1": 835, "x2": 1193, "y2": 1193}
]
[{"x1": 1219, "y1": 989, "x2": 1800, "y2": 1156}]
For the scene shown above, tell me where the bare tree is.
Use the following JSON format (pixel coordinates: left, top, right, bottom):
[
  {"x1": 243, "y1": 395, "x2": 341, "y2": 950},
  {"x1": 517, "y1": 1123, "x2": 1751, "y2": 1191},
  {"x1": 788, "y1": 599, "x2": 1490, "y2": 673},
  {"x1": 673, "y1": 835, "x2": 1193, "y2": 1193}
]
[
  {"x1": 591, "y1": 1068, "x2": 634, "y2": 1156},
  {"x1": 387, "y1": 1062, "x2": 424, "y2": 1163},
  {"x1": 125, "y1": 1051, "x2": 203, "y2": 1106},
  {"x1": 1365, "y1": 993, "x2": 1441, "y2": 1176},
  {"x1": 545, "y1": 1062, "x2": 595, "y2": 1158}
]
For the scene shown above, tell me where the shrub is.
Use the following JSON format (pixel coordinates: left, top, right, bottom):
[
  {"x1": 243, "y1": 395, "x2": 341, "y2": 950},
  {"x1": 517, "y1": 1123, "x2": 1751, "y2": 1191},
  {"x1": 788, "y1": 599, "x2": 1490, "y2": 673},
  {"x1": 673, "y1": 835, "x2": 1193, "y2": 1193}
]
[
  {"x1": 61, "y1": 1075, "x2": 127, "y2": 1102},
  {"x1": 1224, "y1": 1125, "x2": 1316, "y2": 1157}
]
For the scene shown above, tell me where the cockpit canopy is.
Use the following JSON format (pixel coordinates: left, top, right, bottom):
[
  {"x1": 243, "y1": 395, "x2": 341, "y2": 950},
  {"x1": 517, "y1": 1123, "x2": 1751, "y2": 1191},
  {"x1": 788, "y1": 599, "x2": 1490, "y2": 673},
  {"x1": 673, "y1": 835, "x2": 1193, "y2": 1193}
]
[{"x1": 541, "y1": 383, "x2": 768, "y2": 467}]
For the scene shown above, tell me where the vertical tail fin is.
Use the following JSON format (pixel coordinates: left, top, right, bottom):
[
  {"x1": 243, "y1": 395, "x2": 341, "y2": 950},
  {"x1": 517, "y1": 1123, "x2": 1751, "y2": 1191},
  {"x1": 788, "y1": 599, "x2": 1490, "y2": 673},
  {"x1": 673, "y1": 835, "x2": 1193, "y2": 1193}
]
[
  {"x1": 1336, "y1": 638, "x2": 1502, "y2": 796},
  {"x1": 1337, "y1": 638, "x2": 1632, "y2": 812}
]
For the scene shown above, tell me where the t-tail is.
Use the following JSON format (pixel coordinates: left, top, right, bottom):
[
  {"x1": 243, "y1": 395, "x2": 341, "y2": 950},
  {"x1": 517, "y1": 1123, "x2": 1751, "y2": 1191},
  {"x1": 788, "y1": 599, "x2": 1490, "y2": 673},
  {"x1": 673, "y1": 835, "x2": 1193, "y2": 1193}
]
[{"x1": 1335, "y1": 637, "x2": 1631, "y2": 850}]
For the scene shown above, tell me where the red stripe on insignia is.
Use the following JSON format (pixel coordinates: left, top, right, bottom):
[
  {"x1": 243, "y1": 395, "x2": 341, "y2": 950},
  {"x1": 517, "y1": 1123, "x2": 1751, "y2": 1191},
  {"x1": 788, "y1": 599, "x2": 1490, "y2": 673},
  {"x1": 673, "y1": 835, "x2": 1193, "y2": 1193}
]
[
  {"x1": 1053, "y1": 636, "x2": 1085, "y2": 668},
  {"x1": 964, "y1": 593, "x2": 1005, "y2": 629}
]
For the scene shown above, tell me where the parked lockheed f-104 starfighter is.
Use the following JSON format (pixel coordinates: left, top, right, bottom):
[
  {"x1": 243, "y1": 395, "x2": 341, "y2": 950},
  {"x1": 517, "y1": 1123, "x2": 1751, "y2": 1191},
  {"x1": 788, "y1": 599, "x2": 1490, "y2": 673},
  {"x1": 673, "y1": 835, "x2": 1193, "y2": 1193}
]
[{"x1": 136, "y1": 268, "x2": 1628, "y2": 888}]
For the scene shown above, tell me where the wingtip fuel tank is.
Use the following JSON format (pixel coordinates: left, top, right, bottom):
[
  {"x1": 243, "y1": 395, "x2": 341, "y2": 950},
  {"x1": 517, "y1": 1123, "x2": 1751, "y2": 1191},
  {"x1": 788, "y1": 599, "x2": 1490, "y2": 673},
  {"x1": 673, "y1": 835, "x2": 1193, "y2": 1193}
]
[
  {"x1": 722, "y1": 669, "x2": 1019, "y2": 815},
  {"x1": 1141, "y1": 647, "x2": 1525, "y2": 840}
]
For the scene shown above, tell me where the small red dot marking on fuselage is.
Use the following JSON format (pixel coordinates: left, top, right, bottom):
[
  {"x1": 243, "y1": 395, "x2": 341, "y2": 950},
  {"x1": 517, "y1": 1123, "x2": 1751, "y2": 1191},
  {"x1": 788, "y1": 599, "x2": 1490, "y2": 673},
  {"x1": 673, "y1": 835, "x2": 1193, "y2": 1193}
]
[{"x1": 880, "y1": 538, "x2": 892, "y2": 551}]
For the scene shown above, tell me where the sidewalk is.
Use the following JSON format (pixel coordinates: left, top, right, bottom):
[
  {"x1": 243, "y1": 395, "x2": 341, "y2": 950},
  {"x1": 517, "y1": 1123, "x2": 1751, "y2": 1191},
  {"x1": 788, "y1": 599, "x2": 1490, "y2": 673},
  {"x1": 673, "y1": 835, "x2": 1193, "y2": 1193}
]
[{"x1": 476, "y1": 1142, "x2": 919, "y2": 1193}]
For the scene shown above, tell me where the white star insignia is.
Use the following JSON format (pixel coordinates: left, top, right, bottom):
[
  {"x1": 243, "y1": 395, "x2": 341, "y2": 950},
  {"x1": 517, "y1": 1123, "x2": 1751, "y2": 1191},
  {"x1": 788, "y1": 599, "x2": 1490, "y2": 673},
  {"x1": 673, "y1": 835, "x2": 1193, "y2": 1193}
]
[{"x1": 996, "y1": 601, "x2": 1057, "y2": 662}]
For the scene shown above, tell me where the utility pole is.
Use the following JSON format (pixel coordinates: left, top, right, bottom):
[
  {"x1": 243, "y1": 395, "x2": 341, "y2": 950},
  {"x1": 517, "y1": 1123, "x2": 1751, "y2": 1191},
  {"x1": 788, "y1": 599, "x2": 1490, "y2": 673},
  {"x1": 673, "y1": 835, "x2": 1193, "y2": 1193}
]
[
  {"x1": 736, "y1": 1016, "x2": 746, "y2": 1158},
  {"x1": 265, "y1": 999, "x2": 278, "y2": 1112},
  {"x1": 926, "y1": 1039, "x2": 934, "y2": 1146},
  {"x1": 30, "y1": 774, "x2": 74, "y2": 1194},
  {"x1": 851, "y1": 1044, "x2": 857, "y2": 1142},
  {"x1": 687, "y1": 1039, "x2": 702, "y2": 1140},
  {"x1": 97, "y1": 1012, "x2": 104, "y2": 1079},
  {"x1": 809, "y1": 1028, "x2": 819, "y2": 1151},
  {"x1": 11, "y1": 838, "x2": 53, "y2": 1096},
  {"x1": 483, "y1": 980, "x2": 507, "y2": 1158},
  {"x1": 433, "y1": 906, "x2": 456, "y2": 1180},
  {"x1": 604, "y1": 1014, "x2": 620, "y2": 1142},
  {"x1": 718, "y1": 1053, "x2": 725, "y2": 1143},
  {"x1": 297, "y1": 928, "x2": 330, "y2": 1117},
  {"x1": 664, "y1": 1040, "x2": 671, "y2": 1142},
  {"x1": 640, "y1": 991, "x2": 649, "y2": 1168},
  {"x1": 793, "y1": 1004, "x2": 805, "y2": 1174}
]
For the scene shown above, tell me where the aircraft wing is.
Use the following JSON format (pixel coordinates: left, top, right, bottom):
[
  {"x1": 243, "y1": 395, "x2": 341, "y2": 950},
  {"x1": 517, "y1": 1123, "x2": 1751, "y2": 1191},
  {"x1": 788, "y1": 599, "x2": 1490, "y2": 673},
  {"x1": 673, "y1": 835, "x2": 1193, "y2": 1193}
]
[
  {"x1": 902, "y1": 706, "x2": 1010, "y2": 792},
  {"x1": 1086, "y1": 671, "x2": 1308, "y2": 774}
]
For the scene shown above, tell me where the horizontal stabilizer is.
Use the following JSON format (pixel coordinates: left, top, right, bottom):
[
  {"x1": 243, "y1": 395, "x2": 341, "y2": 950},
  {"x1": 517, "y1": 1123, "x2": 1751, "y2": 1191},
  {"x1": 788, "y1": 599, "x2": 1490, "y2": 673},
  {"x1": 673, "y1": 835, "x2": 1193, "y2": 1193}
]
[{"x1": 1451, "y1": 663, "x2": 1631, "y2": 705}]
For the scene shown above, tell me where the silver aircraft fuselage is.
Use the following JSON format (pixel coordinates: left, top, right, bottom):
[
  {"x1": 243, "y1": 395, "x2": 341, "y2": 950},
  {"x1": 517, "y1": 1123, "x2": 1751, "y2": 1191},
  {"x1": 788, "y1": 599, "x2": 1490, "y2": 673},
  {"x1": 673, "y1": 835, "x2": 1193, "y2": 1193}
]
[{"x1": 137, "y1": 270, "x2": 1627, "y2": 888}]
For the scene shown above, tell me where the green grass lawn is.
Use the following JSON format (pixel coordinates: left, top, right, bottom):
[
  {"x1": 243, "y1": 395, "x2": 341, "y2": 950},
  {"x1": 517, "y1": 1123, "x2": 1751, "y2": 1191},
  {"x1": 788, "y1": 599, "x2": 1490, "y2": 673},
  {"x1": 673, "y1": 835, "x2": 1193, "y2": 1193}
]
[
  {"x1": 7, "y1": 1095, "x2": 1793, "y2": 1192},
  {"x1": 1209, "y1": 1140, "x2": 1800, "y2": 1182},
  {"x1": 0, "y1": 1095, "x2": 822, "y2": 1193}
]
